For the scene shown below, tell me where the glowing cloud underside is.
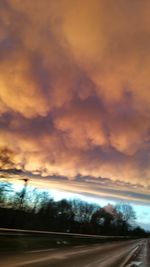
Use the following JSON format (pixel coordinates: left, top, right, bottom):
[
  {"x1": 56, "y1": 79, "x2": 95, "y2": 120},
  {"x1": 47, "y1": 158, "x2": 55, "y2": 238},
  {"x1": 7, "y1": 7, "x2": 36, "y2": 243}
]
[{"x1": 0, "y1": 0, "x2": 150, "y2": 202}]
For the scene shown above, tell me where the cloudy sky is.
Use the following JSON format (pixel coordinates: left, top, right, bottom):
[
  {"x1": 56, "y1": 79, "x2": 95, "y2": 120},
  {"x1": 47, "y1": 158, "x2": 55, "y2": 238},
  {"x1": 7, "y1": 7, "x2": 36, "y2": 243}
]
[{"x1": 0, "y1": 0, "x2": 150, "y2": 225}]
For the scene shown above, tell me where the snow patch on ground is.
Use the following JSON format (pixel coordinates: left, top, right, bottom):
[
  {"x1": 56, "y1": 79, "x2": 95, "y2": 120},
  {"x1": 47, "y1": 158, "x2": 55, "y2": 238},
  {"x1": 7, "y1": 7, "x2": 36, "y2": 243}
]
[{"x1": 125, "y1": 261, "x2": 142, "y2": 267}]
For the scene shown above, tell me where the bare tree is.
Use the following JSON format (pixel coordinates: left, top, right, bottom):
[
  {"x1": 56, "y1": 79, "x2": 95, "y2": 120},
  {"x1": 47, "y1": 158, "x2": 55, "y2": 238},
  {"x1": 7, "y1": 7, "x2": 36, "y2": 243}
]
[
  {"x1": 115, "y1": 202, "x2": 136, "y2": 224},
  {"x1": 0, "y1": 147, "x2": 15, "y2": 170}
]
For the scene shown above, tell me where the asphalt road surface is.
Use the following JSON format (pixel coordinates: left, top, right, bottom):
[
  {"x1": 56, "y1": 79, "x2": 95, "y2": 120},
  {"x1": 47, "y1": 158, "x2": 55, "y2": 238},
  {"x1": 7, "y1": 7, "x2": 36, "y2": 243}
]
[{"x1": 1, "y1": 239, "x2": 149, "y2": 267}]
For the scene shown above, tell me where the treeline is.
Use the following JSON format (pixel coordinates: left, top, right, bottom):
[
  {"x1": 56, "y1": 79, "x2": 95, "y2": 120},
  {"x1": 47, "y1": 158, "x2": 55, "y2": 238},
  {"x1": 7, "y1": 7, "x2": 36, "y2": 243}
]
[{"x1": 0, "y1": 181, "x2": 148, "y2": 237}]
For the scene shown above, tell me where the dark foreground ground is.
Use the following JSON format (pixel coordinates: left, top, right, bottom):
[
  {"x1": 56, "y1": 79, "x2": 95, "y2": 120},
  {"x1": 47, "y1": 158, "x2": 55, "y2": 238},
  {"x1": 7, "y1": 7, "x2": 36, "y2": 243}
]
[{"x1": 1, "y1": 238, "x2": 150, "y2": 267}]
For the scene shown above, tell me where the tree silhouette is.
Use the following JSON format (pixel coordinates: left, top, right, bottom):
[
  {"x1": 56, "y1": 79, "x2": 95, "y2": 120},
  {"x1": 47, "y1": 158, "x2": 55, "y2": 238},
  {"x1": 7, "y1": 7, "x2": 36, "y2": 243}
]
[
  {"x1": 115, "y1": 202, "x2": 136, "y2": 224},
  {"x1": 0, "y1": 147, "x2": 15, "y2": 170},
  {"x1": 0, "y1": 181, "x2": 148, "y2": 237}
]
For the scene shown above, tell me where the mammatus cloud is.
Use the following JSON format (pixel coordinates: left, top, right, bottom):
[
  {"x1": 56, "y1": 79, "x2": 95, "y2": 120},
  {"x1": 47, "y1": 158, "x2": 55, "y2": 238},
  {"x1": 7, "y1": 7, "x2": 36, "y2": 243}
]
[{"x1": 0, "y1": 0, "x2": 150, "y2": 201}]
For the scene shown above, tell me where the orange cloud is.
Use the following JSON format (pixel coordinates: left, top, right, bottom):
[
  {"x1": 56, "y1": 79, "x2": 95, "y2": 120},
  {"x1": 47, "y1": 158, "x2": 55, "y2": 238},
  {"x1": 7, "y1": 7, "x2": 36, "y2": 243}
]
[{"x1": 0, "y1": 0, "x2": 150, "y2": 201}]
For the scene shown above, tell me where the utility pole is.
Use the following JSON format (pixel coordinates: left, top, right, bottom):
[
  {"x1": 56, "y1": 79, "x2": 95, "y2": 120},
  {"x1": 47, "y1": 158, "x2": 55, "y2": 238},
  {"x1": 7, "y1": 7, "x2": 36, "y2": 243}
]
[{"x1": 19, "y1": 178, "x2": 29, "y2": 209}]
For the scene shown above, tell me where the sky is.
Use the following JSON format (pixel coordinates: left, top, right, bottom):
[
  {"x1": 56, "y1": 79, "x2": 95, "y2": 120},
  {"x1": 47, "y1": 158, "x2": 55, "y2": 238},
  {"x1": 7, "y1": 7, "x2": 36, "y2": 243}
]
[{"x1": 0, "y1": 1, "x2": 150, "y2": 229}]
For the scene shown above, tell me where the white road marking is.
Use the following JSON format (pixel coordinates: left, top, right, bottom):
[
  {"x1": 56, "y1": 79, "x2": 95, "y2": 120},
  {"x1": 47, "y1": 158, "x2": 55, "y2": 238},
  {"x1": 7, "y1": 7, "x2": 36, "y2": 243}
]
[
  {"x1": 12, "y1": 255, "x2": 65, "y2": 267},
  {"x1": 26, "y1": 248, "x2": 56, "y2": 253}
]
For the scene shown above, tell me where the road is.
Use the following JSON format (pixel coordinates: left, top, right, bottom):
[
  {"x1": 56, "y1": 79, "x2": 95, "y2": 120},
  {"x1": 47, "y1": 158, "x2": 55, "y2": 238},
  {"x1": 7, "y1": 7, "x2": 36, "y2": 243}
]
[{"x1": 1, "y1": 239, "x2": 149, "y2": 267}]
